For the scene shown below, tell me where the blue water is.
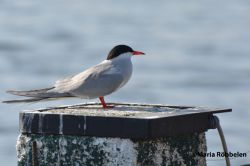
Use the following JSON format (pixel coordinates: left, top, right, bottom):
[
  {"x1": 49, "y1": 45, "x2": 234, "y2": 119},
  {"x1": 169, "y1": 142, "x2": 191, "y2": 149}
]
[{"x1": 1, "y1": 1, "x2": 250, "y2": 165}]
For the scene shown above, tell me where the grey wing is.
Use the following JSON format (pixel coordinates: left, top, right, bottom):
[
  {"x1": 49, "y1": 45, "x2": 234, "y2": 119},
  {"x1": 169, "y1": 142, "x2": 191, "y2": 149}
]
[
  {"x1": 52, "y1": 61, "x2": 124, "y2": 99},
  {"x1": 70, "y1": 72, "x2": 124, "y2": 99}
]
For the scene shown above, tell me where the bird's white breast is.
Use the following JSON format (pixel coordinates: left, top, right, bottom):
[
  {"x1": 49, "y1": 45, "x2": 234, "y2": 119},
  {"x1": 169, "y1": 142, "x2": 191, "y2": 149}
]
[{"x1": 108, "y1": 53, "x2": 133, "y2": 89}]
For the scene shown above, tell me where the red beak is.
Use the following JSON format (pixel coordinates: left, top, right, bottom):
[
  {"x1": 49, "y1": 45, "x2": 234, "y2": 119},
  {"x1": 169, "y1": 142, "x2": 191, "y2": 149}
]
[{"x1": 132, "y1": 51, "x2": 145, "y2": 56}]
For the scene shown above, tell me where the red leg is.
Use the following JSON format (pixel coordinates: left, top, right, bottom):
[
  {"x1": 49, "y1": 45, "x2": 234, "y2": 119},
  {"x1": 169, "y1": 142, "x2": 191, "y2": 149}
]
[{"x1": 99, "y1": 97, "x2": 114, "y2": 109}]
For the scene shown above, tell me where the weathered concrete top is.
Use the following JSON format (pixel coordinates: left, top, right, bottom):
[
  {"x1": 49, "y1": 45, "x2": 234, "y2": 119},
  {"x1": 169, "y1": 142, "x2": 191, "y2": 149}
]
[{"x1": 20, "y1": 103, "x2": 231, "y2": 138}]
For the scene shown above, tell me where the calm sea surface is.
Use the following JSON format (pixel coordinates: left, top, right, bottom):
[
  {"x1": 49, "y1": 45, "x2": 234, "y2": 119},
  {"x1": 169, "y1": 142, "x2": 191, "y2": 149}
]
[{"x1": 1, "y1": 1, "x2": 250, "y2": 165}]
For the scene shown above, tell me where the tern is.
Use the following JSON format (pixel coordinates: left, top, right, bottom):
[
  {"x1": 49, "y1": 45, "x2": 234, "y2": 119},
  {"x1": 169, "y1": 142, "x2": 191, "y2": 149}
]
[{"x1": 3, "y1": 45, "x2": 145, "y2": 108}]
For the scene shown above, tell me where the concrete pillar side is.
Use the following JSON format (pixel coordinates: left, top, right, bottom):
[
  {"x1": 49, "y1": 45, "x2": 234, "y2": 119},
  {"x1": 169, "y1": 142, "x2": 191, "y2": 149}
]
[{"x1": 17, "y1": 132, "x2": 207, "y2": 166}]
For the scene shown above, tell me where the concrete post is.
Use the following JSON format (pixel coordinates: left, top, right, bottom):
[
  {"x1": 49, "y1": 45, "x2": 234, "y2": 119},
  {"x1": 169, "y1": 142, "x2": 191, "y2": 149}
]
[{"x1": 16, "y1": 103, "x2": 231, "y2": 166}]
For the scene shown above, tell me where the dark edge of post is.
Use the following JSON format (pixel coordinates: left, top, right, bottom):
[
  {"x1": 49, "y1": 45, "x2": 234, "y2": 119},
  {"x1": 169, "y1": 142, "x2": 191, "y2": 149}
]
[{"x1": 20, "y1": 113, "x2": 219, "y2": 139}]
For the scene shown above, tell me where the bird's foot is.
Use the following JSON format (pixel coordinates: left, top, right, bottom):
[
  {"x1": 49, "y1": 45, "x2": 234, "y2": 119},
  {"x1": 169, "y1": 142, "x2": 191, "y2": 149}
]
[
  {"x1": 99, "y1": 97, "x2": 114, "y2": 109},
  {"x1": 102, "y1": 105, "x2": 114, "y2": 109}
]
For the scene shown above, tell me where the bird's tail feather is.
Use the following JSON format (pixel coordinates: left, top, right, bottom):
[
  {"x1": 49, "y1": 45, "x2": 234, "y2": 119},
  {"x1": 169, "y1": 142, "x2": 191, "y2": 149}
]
[
  {"x1": 6, "y1": 87, "x2": 55, "y2": 97},
  {"x1": 2, "y1": 97, "x2": 48, "y2": 104},
  {"x1": 4, "y1": 87, "x2": 74, "y2": 104}
]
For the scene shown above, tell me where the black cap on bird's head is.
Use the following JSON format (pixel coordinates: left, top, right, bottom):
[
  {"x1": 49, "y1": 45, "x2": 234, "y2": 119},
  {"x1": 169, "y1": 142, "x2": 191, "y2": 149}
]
[{"x1": 107, "y1": 45, "x2": 145, "y2": 60}]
